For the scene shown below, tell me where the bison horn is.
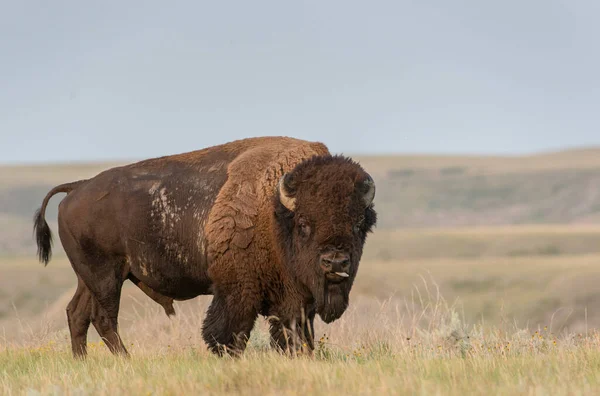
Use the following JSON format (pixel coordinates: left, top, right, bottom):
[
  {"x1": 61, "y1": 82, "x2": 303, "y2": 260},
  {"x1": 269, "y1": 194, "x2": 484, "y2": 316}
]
[
  {"x1": 363, "y1": 175, "x2": 376, "y2": 207},
  {"x1": 278, "y1": 174, "x2": 296, "y2": 211}
]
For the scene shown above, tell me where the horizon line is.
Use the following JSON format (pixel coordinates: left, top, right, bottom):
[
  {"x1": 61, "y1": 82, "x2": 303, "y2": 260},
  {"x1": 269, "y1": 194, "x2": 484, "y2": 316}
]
[{"x1": 2, "y1": 144, "x2": 599, "y2": 167}]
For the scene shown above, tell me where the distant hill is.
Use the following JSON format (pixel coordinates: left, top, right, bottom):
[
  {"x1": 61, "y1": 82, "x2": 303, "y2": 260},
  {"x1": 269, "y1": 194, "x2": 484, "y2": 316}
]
[{"x1": 2, "y1": 148, "x2": 600, "y2": 256}]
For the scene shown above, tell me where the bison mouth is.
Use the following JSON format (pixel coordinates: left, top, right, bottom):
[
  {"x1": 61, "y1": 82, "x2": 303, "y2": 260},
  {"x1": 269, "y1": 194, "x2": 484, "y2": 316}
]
[
  {"x1": 316, "y1": 282, "x2": 349, "y2": 323},
  {"x1": 325, "y1": 271, "x2": 350, "y2": 284}
]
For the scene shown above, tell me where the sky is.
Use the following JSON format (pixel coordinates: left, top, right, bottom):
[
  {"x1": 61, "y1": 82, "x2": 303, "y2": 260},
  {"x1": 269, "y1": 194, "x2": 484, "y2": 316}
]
[{"x1": 1, "y1": 0, "x2": 599, "y2": 164}]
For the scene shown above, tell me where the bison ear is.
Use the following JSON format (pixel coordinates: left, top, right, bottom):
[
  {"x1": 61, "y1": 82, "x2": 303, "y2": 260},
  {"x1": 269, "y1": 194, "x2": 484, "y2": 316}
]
[
  {"x1": 278, "y1": 173, "x2": 297, "y2": 212},
  {"x1": 362, "y1": 174, "x2": 376, "y2": 207}
]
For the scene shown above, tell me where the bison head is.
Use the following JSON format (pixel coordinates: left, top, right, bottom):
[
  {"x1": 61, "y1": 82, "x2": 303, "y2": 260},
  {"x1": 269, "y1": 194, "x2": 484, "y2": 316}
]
[{"x1": 274, "y1": 155, "x2": 377, "y2": 323}]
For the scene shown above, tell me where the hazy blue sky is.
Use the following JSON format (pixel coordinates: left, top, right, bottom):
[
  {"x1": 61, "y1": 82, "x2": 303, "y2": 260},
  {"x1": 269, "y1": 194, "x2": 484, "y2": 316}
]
[{"x1": 1, "y1": 0, "x2": 599, "y2": 164}]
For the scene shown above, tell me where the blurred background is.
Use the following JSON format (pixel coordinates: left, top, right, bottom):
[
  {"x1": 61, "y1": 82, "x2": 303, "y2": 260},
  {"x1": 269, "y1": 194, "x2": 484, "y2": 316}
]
[{"x1": 2, "y1": 0, "x2": 600, "y2": 339}]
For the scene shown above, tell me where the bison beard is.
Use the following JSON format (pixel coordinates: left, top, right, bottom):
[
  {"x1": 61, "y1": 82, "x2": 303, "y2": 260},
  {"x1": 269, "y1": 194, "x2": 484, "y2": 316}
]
[{"x1": 317, "y1": 283, "x2": 350, "y2": 323}]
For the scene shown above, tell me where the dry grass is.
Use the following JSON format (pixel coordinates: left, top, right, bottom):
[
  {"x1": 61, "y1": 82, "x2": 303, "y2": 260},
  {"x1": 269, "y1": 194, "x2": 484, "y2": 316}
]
[{"x1": 3, "y1": 282, "x2": 600, "y2": 395}]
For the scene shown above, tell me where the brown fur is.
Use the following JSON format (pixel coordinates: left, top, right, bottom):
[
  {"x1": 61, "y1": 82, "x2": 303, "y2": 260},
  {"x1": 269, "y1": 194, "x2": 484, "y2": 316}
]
[{"x1": 34, "y1": 136, "x2": 376, "y2": 358}]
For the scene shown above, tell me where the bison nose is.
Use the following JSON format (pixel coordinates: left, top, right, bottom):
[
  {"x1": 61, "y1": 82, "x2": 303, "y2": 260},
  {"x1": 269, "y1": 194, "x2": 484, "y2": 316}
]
[{"x1": 320, "y1": 252, "x2": 351, "y2": 274}]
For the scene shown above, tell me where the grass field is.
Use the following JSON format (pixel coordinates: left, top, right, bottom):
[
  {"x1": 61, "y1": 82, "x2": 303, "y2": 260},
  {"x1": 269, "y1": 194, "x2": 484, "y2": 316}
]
[
  {"x1": 6, "y1": 347, "x2": 600, "y2": 396},
  {"x1": 3, "y1": 280, "x2": 600, "y2": 395},
  {"x1": 3, "y1": 225, "x2": 600, "y2": 394},
  {"x1": 3, "y1": 150, "x2": 600, "y2": 394}
]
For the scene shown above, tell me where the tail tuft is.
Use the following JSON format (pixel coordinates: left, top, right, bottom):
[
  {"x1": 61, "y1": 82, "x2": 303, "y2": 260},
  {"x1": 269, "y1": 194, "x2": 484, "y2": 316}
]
[{"x1": 33, "y1": 208, "x2": 53, "y2": 265}]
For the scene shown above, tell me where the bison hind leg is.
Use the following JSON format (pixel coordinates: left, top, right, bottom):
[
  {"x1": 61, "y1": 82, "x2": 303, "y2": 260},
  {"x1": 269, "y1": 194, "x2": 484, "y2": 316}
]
[
  {"x1": 66, "y1": 275, "x2": 130, "y2": 358},
  {"x1": 89, "y1": 298, "x2": 128, "y2": 356},
  {"x1": 59, "y1": 225, "x2": 129, "y2": 356},
  {"x1": 73, "y1": 261, "x2": 128, "y2": 356},
  {"x1": 66, "y1": 277, "x2": 93, "y2": 358}
]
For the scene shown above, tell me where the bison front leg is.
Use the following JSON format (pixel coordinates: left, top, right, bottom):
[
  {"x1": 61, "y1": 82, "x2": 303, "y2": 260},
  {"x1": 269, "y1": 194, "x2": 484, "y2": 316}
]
[
  {"x1": 268, "y1": 309, "x2": 315, "y2": 355},
  {"x1": 201, "y1": 292, "x2": 258, "y2": 357}
]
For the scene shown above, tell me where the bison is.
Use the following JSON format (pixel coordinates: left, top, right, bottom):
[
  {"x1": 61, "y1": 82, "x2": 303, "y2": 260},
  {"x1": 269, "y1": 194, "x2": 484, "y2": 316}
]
[{"x1": 34, "y1": 136, "x2": 377, "y2": 358}]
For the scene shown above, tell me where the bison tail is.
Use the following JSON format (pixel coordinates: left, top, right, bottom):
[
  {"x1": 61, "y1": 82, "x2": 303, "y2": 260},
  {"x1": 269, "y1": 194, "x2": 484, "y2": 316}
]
[
  {"x1": 33, "y1": 208, "x2": 53, "y2": 266},
  {"x1": 33, "y1": 180, "x2": 86, "y2": 266}
]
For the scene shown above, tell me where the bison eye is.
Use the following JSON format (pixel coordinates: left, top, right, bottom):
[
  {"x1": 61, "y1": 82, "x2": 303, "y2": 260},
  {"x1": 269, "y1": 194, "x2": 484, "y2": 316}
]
[
  {"x1": 353, "y1": 215, "x2": 365, "y2": 234},
  {"x1": 297, "y1": 218, "x2": 311, "y2": 238}
]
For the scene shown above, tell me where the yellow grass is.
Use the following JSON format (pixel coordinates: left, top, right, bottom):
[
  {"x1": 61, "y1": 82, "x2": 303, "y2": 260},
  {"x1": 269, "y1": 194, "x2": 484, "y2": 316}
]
[
  {"x1": 3, "y1": 284, "x2": 600, "y2": 395},
  {"x1": 4, "y1": 343, "x2": 600, "y2": 395}
]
